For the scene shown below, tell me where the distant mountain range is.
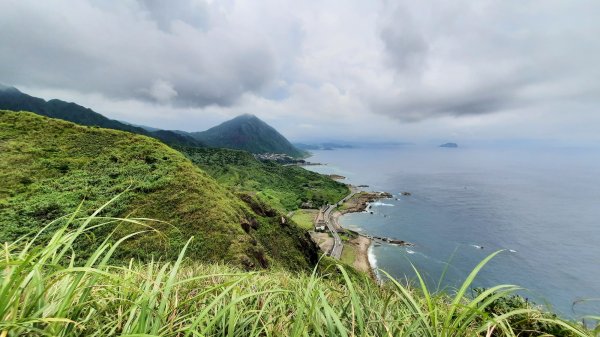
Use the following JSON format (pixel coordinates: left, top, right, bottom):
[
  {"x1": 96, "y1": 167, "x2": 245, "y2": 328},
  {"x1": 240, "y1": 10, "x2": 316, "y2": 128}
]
[
  {"x1": 191, "y1": 114, "x2": 307, "y2": 158},
  {"x1": 295, "y1": 142, "x2": 355, "y2": 151},
  {"x1": 295, "y1": 141, "x2": 415, "y2": 150},
  {"x1": 0, "y1": 85, "x2": 305, "y2": 157}
]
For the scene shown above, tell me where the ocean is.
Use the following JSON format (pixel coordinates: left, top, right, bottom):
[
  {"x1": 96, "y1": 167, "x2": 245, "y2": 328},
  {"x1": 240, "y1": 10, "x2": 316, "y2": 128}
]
[{"x1": 306, "y1": 145, "x2": 600, "y2": 318}]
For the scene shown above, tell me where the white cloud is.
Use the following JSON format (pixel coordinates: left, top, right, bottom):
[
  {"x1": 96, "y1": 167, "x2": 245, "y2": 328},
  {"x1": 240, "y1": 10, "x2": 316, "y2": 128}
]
[
  {"x1": 3, "y1": 0, "x2": 600, "y2": 144},
  {"x1": 0, "y1": 0, "x2": 276, "y2": 106}
]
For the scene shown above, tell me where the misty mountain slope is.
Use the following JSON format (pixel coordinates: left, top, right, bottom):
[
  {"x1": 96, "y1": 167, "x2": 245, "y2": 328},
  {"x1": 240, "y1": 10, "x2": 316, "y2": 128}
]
[
  {"x1": 0, "y1": 110, "x2": 318, "y2": 270},
  {"x1": 191, "y1": 114, "x2": 307, "y2": 158},
  {"x1": 0, "y1": 86, "x2": 203, "y2": 147}
]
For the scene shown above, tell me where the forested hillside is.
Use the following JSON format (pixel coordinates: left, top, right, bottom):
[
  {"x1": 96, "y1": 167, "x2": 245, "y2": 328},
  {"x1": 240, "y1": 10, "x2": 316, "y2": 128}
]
[{"x1": 180, "y1": 146, "x2": 349, "y2": 211}]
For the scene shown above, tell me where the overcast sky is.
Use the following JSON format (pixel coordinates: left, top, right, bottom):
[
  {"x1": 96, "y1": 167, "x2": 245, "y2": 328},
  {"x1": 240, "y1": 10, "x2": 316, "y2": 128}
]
[{"x1": 1, "y1": 0, "x2": 599, "y2": 145}]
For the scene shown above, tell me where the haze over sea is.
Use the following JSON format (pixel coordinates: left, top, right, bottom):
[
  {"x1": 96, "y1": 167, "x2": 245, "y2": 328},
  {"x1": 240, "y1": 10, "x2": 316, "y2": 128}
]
[{"x1": 307, "y1": 145, "x2": 600, "y2": 318}]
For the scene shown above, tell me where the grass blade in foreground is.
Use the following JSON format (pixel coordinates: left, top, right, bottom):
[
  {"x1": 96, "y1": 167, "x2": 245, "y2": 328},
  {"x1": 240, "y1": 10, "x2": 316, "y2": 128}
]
[{"x1": 0, "y1": 203, "x2": 596, "y2": 336}]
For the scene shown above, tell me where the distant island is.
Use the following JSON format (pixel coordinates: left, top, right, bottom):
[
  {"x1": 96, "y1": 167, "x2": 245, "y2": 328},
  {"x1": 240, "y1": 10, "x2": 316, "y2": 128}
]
[{"x1": 439, "y1": 142, "x2": 458, "y2": 148}]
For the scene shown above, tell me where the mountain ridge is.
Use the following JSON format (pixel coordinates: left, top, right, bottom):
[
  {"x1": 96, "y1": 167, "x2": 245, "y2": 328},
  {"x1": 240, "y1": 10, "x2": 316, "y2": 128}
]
[
  {"x1": 191, "y1": 114, "x2": 307, "y2": 158},
  {"x1": 0, "y1": 86, "x2": 305, "y2": 157},
  {"x1": 0, "y1": 86, "x2": 203, "y2": 147}
]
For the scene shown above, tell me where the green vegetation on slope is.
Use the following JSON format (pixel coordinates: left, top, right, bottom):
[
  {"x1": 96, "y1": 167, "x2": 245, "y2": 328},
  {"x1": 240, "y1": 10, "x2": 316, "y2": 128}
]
[
  {"x1": 2, "y1": 211, "x2": 594, "y2": 337},
  {"x1": 291, "y1": 209, "x2": 319, "y2": 230},
  {"x1": 191, "y1": 113, "x2": 308, "y2": 158},
  {"x1": 340, "y1": 243, "x2": 358, "y2": 266},
  {"x1": 0, "y1": 110, "x2": 318, "y2": 270},
  {"x1": 179, "y1": 146, "x2": 349, "y2": 212},
  {"x1": 0, "y1": 86, "x2": 202, "y2": 147}
]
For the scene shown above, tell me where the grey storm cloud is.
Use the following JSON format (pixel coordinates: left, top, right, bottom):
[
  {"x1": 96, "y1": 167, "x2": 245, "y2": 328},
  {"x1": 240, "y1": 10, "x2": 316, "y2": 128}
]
[
  {"x1": 0, "y1": 0, "x2": 276, "y2": 107},
  {"x1": 379, "y1": 5, "x2": 428, "y2": 72},
  {"x1": 370, "y1": 0, "x2": 600, "y2": 122},
  {"x1": 140, "y1": 0, "x2": 209, "y2": 32},
  {"x1": 0, "y1": 0, "x2": 599, "y2": 134}
]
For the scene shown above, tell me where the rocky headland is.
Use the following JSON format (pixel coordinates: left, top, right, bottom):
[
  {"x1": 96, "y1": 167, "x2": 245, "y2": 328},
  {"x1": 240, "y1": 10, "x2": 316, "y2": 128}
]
[{"x1": 339, "y1": 191, "x2": 394, "y2": 214}]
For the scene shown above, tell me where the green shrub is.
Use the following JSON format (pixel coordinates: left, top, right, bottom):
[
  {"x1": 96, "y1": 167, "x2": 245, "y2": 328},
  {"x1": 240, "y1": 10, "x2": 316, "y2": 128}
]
[{"x1": 473, "y1": 288, "x2": 588, "y2": 336}]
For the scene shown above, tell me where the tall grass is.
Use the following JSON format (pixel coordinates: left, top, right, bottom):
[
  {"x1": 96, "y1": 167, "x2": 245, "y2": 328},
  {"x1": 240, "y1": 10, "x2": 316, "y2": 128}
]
[{"x1": 1, "y1": 202, "x2": 596, "y2": 336}]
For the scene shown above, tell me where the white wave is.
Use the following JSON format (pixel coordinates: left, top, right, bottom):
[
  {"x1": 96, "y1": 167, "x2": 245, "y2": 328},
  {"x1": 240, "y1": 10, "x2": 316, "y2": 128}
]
[
  {"x1": 371, "y1": 202, "x2": 394, "y2": 207},
  {"x1": 406, "y1": 249, "x2": 416, "y2": 254},
  {"x1": 509, "y1": 249, "x2": 517, "y2": 253},
  {"x1": 367, "y1": 244, "x2": 381, "y2": 281}
]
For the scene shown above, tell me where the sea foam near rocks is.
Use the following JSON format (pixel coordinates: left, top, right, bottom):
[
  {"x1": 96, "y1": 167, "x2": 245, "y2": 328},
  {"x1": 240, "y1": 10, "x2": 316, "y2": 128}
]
[
  {"x1": 367, "y1": 244, "x2": 381, "y2": 281},
  {"x1": 371, "y1": 201, "x2": 395, "y2": 207}
]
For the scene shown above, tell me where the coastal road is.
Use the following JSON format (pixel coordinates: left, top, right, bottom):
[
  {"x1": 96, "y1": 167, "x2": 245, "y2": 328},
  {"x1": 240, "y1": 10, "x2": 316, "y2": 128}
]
[
  {"x1": 323, "y1": 204, "x2": 343, "y2": 259},
  {"x1": 324, "y1": 189, "x2": 359, "y2": 259}
]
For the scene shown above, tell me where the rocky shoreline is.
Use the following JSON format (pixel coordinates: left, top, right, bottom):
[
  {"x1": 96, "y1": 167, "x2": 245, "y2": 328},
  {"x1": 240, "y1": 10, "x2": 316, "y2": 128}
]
[
  {"x1": 334, "y1": 189, "x2": 412, "y2": 280},
  {"x1": 339, "y1": 191, "x2": 393, "y2": 213}
]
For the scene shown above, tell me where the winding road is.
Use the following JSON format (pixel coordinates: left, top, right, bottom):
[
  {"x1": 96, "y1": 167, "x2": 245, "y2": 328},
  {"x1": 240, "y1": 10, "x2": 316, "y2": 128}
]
[
  {"x1": 323, "y1": 204, "x2": 343, "y2": 259},
  {"x1": 324, "y1": 189, "x2": 358, "y2": 259}
]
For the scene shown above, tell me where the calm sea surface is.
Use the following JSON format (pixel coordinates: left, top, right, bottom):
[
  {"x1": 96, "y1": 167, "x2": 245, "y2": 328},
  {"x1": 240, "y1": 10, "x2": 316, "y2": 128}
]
[{"x1": 306, "y1": 146, "x2": 600, "y2": 318}]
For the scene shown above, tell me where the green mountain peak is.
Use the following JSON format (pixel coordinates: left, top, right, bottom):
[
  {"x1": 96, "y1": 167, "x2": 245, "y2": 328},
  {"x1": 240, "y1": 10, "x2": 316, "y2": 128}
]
[{"x1": 191, "y1": 114, "x2": 307, "y2": 158}]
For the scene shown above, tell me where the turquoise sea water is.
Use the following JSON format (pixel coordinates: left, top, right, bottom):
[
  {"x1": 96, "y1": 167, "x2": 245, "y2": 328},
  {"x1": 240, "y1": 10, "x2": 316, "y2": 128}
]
[{"x1": 306, "y1": 146, "x2": 600, "y2": 318}]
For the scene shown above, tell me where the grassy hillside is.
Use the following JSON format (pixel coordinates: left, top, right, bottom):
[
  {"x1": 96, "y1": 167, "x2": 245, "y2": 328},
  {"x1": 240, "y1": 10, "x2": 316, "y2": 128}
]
[
  {"x1": 0, "y1": 86, "x2": 202, "y2": 147},
  {"x1": 1, "y1": 112, "x2": 595, "y2": 335},
  {"x1": 2, "y1": 214, "x2": 594, "y2": 336},
  {"x1": 191, "y1": 114, "x2": 307, "y2": 158},
  {"x1": 180, "y1": 146, "x2": 349, "y2": 211},
  {"x1": 0, "y1": 110, "x2": 318, "y2": 270}
]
